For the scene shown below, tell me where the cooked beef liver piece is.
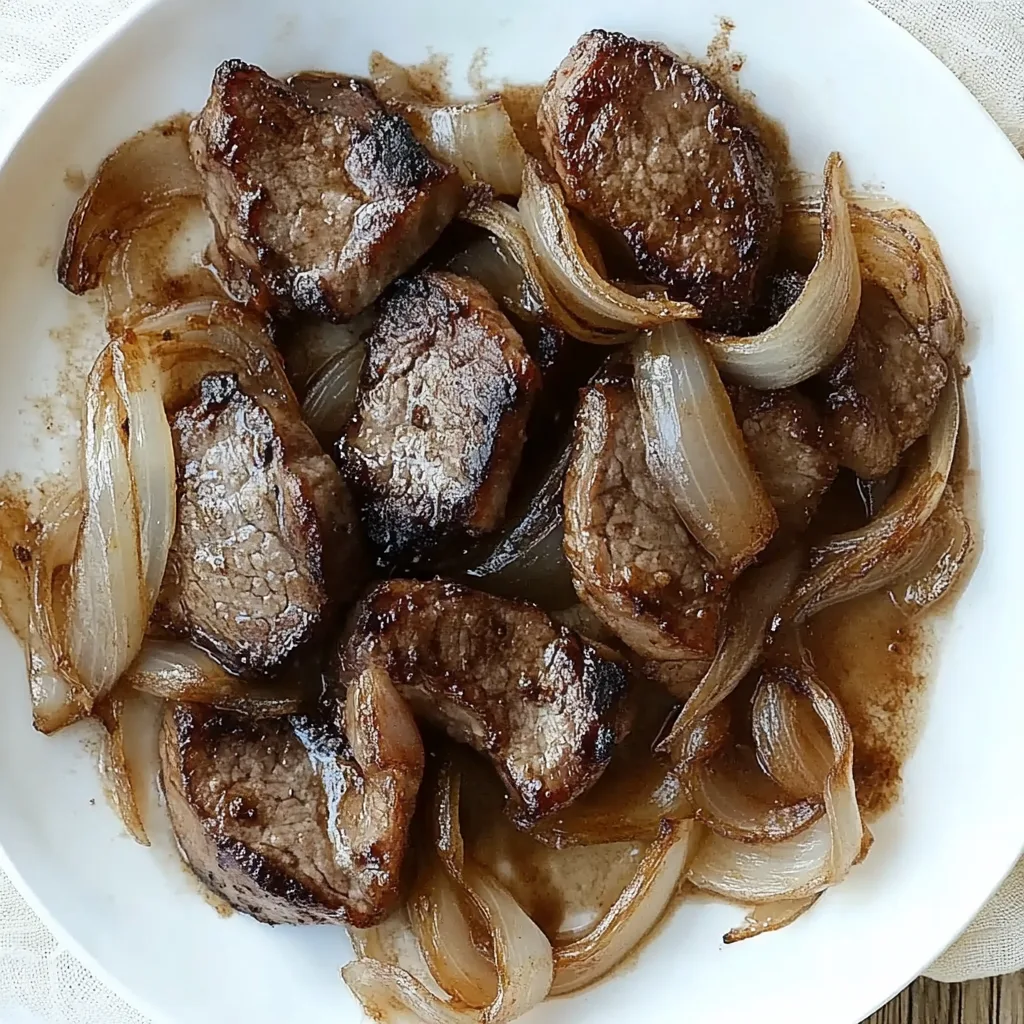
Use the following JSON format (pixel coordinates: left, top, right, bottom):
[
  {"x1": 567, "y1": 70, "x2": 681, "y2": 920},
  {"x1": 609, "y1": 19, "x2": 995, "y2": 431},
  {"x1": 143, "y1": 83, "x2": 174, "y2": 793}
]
[
  {"x1": 341, "y1": 271, "x2": 541, "y2": 561},
  {"x1": 156, "y1": 372, "x2": 364, "y2": 676},
  {"x1": 537, "y1": 30, "x2": 781, "y2": 330},
  {"x1": 160, "y1": 663, "x2": 423, "y2": 926},
  {"x1": 339, "y1": 579, "x2": 632, "y2": 825},
  {"x1": 190, "y1": 60, "x2": 463, "y2": 321},
  {"x1": 730, "y1": 385, "x2": 838, "y2": 532},
  {"x1": 563, "y1": 376, "x2": 725, "y2": 671},
  {"x1": 817, "y1": 283, "x2": 948, "y2": 479}
]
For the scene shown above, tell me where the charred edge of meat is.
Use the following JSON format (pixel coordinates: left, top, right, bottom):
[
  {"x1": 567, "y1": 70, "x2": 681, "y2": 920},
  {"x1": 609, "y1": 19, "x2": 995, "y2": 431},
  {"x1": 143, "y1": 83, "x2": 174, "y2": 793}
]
[{"x1": 340, "y1": 273, "x2": 540, "y2": 563}]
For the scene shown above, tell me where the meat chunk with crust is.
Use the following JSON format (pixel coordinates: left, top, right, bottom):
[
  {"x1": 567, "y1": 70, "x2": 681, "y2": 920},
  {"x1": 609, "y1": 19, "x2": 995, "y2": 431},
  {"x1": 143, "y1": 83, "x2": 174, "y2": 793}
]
[
  {"x1": 730, "y1": 386, "x2": 838, "y2": 532},
  {"x1": 339, "y1": 579, "x2": 632, "y2": 825},
  {"x1": 160, "y1": 664, "x2": 423, "y2": 926},
  {"x1": 341, "y1": 271, "x2": 541, "y2": 561},
  {"x1": 190, "y1": 60, "x2": 463, "y2": 320},
  {"x1": 563, "y1": 376, "x2": 725, "y2": 672},
  {"x1": 538, "y1": 30, "x2": 781, "y2": 330},
  {"x1": 156, "y1": 372, "x2": 364, "y2": 676},
  {"x1": 818, "y1": 283, "x2": 948, "y2": 478}
]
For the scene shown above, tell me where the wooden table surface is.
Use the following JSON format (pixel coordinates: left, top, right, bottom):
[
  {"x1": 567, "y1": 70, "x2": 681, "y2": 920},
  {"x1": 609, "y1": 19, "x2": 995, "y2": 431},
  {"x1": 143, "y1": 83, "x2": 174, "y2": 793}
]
[{"x1": 865, "y1": 975, "x2": 1024, "y2": 1023}]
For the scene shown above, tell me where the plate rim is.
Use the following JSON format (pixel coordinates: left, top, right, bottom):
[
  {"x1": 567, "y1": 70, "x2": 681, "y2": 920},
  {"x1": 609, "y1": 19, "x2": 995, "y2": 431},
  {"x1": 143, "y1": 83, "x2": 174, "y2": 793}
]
[{"x1": 0, "y1": 0, "x2": 1019, "y2": 1021}]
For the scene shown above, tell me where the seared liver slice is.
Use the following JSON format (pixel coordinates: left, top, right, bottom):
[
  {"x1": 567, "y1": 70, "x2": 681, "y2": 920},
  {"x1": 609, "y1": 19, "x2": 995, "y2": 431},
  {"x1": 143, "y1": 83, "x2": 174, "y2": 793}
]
[
  {"x1": 563, "y1": 376, "x2": 725, "y2": 668},
  {"x1": 341, "y1": 271, "x2": 541, "y2": 561},
  {"x1": 156, "y1": 373, "x2": 363, "y2": 676},
  {"x1": 339, "y1": 579, "x2": 632, "y2": 826},
  {"x1": 537, "y1": 30, "x2": 781, "y2": 330},
  {"x1": 190, "y1": 60, "x2": 463, "y2": 320},
  {"x1": 731, "y1": 386, "x2": 838, "y2": 532},
  {"x1": 160, "y1": 663, "x2": 423, "y2": 926},
  {"x1": 818, "y1": 283, "x2": 948, "y2": 479}
]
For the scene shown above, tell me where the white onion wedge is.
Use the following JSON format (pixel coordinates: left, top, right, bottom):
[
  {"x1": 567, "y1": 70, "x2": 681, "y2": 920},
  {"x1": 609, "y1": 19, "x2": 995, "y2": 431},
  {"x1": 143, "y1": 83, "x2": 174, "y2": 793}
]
[
  {"x1": 519, "y1": 160, "x2": 698, "y2": 332},
  {"x1": 723, "y1": 895, "x2": 820, "y2": 944},
  {"x1": 550, "y1": 820, "x2": 696, "y2": 996},
  {"x1": 789, "y1": 375, "x2": 960, "y2": 621},
  {"x1": 658, "y1": 551, "x2": 802, "y2": 761},
  {"x1": 302, "y1": 340, "x2": 365, "y2": 446},
  {"x1": 125, "y1": 640, "x2": 302, "y2": 717},
  {"x1": 461, "y1": 198, "x2": 622, "y2": 343},
  {"x1": 706, "y1": 153, "x2": 860, "y2": 388},
  {"x1": 58, "y1": 114, "x2": 201, "y2": 296},
  {"x1": 752, "y1": 669, "x2": 834, "y2": 801},
  {"x1": 112, "y1": 336, "x2": 176, "y2": 610},
  {"x1": 64, "y1": 348, "x2": 148, "y2": 706},
  {"x1": 688, "y1": 670, "x2": 862, "y2": 905},
  {"x1": 344, "y1": 863, "x2": 552, "y2": 1024},
  {"x1": 634, "y1": 320, "x2": 778, "y2": 571}
]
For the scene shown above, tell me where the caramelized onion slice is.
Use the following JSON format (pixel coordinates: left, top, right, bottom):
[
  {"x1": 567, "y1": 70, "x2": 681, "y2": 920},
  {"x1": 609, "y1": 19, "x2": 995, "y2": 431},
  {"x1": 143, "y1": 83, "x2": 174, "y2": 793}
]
[
  {"x1": 752, "y1": 670, "x2": 833, "y2": 801},
  {"x1": 461, "y1": 198, "x2": 622, "y2": 344},
  {"x1": 659, "y1": 551, "x2": 802, "y2": 761},
  {"x1": 283, "y1": 315, "x2": 371, "y2": 396},
  {"x1": 550, "y1": 820, "x2": 696, "y2": 997},
  {"x1": 790, "y1": 376, "x2": 960, "y2": 621},
  {"x1": 58, "y1": 114, "x2": 202, "y2": 295},
  {"x1": 688, "y1": 670, "x2": 862, "y2": 905},
  {"x1": 723, "y1": 895, "x2": 819, "y2": 944},
  {"x1": 682, "y1": 745, "x2": 822, "y2": 845},
  {"x1": 519, "y1": 160, "x2": 698, "y2": 332},
  {"x1": 891, "y1": 492, "x2": 972, "y2": 614},
  {"x1": 706, "y1": 153, "x2": 860, "y2": 388},
  {"x1": 634, "y1": 320, "x2": 778, "y2": 571},
  {"x1": 64, "y1": 347, "x2": 148, "y2": 706},
  {"x1": 302, "y1": 340, "x2": 365, "y2": 447},
  {"x1": 125, "y1": 640, "x2": 302, "y2": 717},
  {"x1": 344, "y1": 868, "x2": 552, "y2": 1024},
  {"x1": 444, "y1": 438, "x2": 575, "y2": 608}
]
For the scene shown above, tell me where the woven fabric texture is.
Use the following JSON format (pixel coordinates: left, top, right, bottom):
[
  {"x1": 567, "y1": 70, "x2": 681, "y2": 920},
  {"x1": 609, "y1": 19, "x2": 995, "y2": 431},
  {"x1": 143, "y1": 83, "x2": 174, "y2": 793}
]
[{"x1": 0, "y1": 0, "x2": 1020, "y2": 1017}]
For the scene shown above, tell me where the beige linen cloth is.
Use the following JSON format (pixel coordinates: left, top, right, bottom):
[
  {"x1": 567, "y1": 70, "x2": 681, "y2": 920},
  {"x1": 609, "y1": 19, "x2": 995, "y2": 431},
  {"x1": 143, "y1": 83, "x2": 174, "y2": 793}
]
[{"x1": 0, "y1": 0, "x2": 1021, "y2": 1018}]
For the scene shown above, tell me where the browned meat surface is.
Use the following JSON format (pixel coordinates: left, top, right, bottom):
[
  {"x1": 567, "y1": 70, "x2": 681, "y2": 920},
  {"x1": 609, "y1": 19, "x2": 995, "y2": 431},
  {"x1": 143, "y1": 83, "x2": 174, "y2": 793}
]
[
  {"x1": 537, "y1": 30, "x2": 781, "y2": 330},
  {"x1": 190, "y1": 60, "x2": 463, "y2": 320},
  {"x1": 341, "y1": 271, "x2": 541, "y2": 561},
  {"x1": 160, "y1": 664, "x2": 423, "y2": 926},
  {"x1": 563, "y1": 377, "x2": 725, "y2": 673},
  {"x1": 731, "y1": 386, "x2": 838, "y2": 532},
  {"x1": 339, "y1": 579, "x2": 632, "y2": 825},
  {"x1": 818, "y1": 283, "x2": 948, "y2": 478},
  {"x1": 156, "y1": 373, "x2": 364, "y2": 676}
]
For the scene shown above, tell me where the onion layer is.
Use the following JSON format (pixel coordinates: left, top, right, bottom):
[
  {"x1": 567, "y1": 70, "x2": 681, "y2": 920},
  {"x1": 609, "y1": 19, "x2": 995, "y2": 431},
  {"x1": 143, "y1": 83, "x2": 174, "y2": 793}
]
[
  {"x1": 461, "y1": 199, "x2": 620, "y2": 344},
  {"x1": 789, "y1": 375, "x2": 960, "y2": 621},
  {"x1": 659, "y1": 551, "x2": 802, "y2": 761},
  {"x1": 344, "y1": 759, "x2": 553, "y2": 1024},
  {"x1": 687, "y1": 669, "x2": 863, "y2": 912},
  {"x1": 58, "y1": 115, "x2": 202, "y2": 296},
  {"x1": 706, "y1": 153, "x2": 860, "y2": 388},
  {"x1": 723, "y1": 895, "x2": 819, "y2": 944},
  {"x1": 634, "y1": 321, "x2": 778, "y2": 572},
  {"x1": 550, "y1": 820, "x2": 696, "y2": 996},
  {"x1": 519, "y1": 160, "x2": 699, "y2": 331},
  {"x1": 301, "y1": 340, "x2": 365, "y2": 447},
  {"x1": 125, "y1": 640, "x2": 302, "y2": 717},
  {"x1": 444, "y1": 439, "x2": 576, "y2": 608}
]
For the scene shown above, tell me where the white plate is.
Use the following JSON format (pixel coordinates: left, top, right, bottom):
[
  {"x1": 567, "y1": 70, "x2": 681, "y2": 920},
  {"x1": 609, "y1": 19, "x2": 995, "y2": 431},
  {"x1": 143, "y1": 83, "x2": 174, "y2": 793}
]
[{"x1": 0, "y1": 0, "x2": 1020, "y2": 1021}]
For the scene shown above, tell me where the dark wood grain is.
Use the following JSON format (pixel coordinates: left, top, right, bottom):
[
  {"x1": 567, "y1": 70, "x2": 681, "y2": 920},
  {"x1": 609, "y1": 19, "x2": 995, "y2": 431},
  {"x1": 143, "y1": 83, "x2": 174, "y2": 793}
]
[{"x1": 865, "y1": 974, "x2": 1024, "y2": 1024}]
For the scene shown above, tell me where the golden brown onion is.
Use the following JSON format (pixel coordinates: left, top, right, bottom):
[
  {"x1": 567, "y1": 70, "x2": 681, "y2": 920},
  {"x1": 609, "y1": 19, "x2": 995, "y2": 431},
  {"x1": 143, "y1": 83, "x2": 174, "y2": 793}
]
[
  {"x1": 634, "y1": 320, "x2": 778, "y2": 571},
  {"x1": 706, "y1": 153, "x2": 861, "y2": 388},
  {"x1": 519, "y1": 160, "x2": 699, "y2": 332}
]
